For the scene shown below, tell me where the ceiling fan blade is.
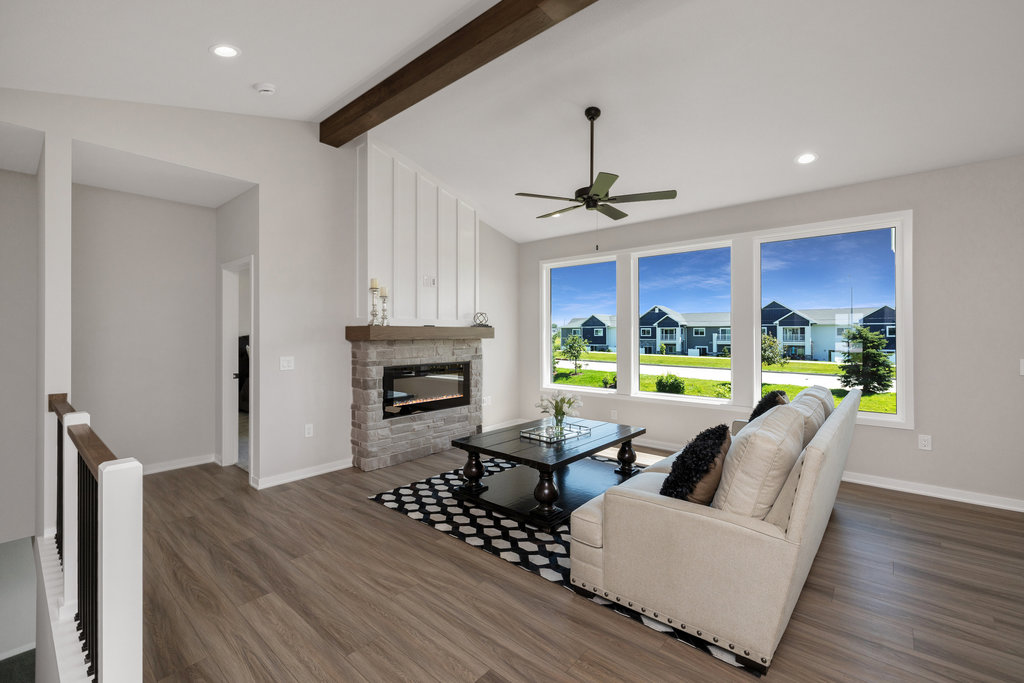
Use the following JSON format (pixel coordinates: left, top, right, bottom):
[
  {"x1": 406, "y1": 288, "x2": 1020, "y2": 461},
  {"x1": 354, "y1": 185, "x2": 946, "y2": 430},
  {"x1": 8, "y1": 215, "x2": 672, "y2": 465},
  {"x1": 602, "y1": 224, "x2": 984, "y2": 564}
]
[
  {"x1": 588, "y1": 172, "x2": 619, "y2": 198},
  {"x1": 595, "y1": 203, "x2": 628, "y2": 220},
  {"x1": 537, "y1": 204, "x2": 583, "y2": 219},
  {"x1": 515, "y1": 192, "x2": 578, "y2": 202},
  {"x1": 604, "y1": 190, "x2": 678, "y2": 204}
]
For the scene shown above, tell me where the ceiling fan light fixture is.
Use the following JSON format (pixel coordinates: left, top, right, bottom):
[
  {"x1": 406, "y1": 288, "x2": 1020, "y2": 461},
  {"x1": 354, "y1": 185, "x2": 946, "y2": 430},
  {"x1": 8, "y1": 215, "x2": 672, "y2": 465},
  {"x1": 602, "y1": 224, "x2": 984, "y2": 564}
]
[
  {"x1": 210, "y1": 44, "x2": 241, "y2": 58},
  {"x1": 796, "y1": 152, "x2": 818, "y2": 165}
]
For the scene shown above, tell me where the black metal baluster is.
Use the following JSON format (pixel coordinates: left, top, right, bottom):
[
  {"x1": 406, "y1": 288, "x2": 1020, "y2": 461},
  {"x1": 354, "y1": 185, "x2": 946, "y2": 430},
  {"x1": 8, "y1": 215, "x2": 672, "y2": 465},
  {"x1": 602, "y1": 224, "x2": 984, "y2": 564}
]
[{"x1": 56, "y1": 419, "x2": 64, "y2": 563}]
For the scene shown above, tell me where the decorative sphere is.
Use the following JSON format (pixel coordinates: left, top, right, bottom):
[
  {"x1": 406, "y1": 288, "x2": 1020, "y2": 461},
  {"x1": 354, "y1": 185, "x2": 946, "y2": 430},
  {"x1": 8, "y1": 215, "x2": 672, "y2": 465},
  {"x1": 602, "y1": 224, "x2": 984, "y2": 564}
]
[{"x1": 473, "y1": 312, "x2": 489, "y2": 326}]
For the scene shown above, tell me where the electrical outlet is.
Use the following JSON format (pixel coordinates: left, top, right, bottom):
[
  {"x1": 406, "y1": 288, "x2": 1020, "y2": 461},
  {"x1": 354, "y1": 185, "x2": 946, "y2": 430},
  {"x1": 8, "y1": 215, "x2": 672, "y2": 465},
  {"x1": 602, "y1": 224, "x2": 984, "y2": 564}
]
[
  {"x1": 422, "y1": 275, "x2": 437, "y2": 287},
  {"x1": 610, "y1": 409, "x2": 618, "y2": 420},
  {"x1": 280, "y1": 356, "x2": 295, "y2": 371},
  {"x1": 304, "y1": 424, "x2": 314, "y2": 438},
  {"x1": 482, "y1": 395, "x2": 492, "y2": 407},
  {"x1": 917, "y1": 434, "x2": 932, "y2": 451}
]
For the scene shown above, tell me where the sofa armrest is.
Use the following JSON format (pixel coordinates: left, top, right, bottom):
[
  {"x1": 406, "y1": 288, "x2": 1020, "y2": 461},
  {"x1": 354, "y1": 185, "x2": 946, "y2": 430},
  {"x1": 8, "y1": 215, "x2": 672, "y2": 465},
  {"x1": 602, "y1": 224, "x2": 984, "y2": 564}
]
[{"x1": 601, "y1": 480, "x2": 800, "y2": 659}]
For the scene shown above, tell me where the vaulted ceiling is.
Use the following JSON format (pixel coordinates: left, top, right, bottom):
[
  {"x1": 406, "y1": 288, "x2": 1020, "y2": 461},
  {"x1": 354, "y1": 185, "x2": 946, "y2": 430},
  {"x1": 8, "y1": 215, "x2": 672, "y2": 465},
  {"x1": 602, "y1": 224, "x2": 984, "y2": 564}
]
[{"x1": 3, "y1": 0, "x2": 1023, "y2": 242}]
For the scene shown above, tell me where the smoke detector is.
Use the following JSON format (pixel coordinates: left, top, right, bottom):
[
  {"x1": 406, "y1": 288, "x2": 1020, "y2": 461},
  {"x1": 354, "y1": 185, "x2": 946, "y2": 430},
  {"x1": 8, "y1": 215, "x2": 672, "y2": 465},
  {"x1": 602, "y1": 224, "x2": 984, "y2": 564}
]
[{"x1": 254, "y1": 83, "x2": 277, "y2": 96}]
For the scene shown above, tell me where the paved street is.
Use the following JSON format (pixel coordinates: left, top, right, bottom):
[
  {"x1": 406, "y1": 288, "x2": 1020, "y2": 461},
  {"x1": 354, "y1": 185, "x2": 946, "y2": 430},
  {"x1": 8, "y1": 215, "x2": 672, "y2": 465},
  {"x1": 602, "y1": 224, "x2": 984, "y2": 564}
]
[{"x1": 555, "y1": 359, "x2": 844, "y2": 389}]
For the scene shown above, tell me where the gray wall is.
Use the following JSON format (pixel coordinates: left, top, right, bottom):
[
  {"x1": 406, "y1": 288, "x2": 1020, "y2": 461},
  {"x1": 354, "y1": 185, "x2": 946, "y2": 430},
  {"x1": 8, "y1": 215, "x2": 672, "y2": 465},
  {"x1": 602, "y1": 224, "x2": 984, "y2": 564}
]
[
  {"x1": 0, "y1": 169, "x2": 38, "y2": 544},
  {"x1": 71, "y1": 184, "x2": 217, "y2": 469},
  {"x1": 517, "y1": 154, "x2": 1024, "y2": 505},
  {"x1": 1, "y1": 88, "x2": 353, "y2": 487},
  {"x1": 478, "y1": 221, "x2": 520, "y2": 426},
  {"x1": 0, "y1": 538, "x2": 35, "y2": 658}
]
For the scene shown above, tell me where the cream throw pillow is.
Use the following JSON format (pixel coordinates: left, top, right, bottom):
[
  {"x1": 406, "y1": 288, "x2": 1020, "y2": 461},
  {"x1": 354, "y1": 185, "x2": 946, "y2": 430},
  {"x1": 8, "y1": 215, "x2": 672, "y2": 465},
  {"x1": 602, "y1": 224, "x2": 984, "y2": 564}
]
[
  {"x1": 712, "y1": 404, "x2": 805, "y2": 519},
  {"x1": 797, "y1": 385, "x2": 834, "y2": 418},
  {"x1": 790, "y1": 393, "x2": 827, "y2": 447}
]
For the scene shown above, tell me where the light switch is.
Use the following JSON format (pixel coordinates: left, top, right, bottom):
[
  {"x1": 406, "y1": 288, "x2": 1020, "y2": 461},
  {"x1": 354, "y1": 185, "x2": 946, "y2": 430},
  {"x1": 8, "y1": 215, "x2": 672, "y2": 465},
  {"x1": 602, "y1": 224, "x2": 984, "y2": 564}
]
[
  {"x1": 1020, "y1": 358, "x2": 1024, "y2": 376},
  {"x1": 280, "y1": 356, "x2": 295, "y2": 371}
]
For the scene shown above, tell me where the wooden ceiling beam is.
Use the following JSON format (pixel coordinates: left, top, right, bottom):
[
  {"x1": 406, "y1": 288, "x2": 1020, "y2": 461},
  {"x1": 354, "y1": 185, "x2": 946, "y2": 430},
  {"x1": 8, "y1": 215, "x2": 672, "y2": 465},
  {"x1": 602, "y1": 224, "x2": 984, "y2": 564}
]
[{"x1": 319, "y1": 0, "x2": 598, "y2": 147}]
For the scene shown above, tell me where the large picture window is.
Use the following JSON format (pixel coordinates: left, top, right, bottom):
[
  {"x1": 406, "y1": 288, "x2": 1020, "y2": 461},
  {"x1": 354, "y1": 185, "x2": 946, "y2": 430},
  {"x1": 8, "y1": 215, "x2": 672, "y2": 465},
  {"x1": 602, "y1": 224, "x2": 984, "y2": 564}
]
[
  {"x1": 760, "y1": 226, "x2": 897, "y2": 415},
  {"x1": 548, "y1": 260, "x2": 616, "y2": 390},
  {"x1": 637, "y1": 247, "x2": 731, "y2": 399}
]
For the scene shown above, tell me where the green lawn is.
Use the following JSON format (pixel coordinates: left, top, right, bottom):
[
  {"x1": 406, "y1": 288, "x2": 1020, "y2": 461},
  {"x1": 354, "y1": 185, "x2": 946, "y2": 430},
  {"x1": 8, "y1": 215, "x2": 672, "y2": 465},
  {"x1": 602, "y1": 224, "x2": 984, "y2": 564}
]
[
  {"x1": 552, "y1": 370, "x2": 896, "y2": 413},
  {"x1": 575, "y1": 351, "x2": 841, "y2": 375}
]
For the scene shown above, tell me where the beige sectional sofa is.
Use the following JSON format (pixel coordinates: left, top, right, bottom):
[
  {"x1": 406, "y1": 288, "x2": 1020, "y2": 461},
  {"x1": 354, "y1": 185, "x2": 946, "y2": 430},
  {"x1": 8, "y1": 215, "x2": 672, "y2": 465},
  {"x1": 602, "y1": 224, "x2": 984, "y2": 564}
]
[{"x1": 569, "y1": 387, "x2": 861, "y2": 672}]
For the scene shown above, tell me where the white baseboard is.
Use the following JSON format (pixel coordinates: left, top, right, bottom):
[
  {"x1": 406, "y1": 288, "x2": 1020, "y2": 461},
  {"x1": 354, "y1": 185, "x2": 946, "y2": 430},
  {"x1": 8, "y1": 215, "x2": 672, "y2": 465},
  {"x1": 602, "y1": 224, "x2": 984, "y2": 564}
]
[
  {"x1": 254, "y1": 458, "x2": 352, "y2": 490},
  {"x1": 842, "y1": 471, "x2": 1024, "y2": 513},
  {"x1": 633, "y1": 436, "x2": 680, "y2": 453},
  {"x1": 0, "y1": 642, "x2": 35, "y2": 661},
  {"x1": 143, "y1": 453, "x2": 216, "y2": 475}
]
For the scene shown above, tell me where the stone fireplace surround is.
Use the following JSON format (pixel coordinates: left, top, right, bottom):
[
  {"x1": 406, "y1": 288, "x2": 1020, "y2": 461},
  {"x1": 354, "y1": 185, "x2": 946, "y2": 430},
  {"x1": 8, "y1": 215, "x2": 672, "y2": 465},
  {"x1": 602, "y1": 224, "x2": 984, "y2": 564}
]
[{"x1": 346, "y1": 326, "x2": 493, "y2": 471}]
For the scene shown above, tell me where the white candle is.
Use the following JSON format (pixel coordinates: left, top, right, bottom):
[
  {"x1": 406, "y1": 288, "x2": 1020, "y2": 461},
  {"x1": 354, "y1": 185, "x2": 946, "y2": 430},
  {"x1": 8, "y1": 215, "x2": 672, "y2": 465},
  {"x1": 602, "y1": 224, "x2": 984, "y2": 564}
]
[
  {"x1": 370, "y1": 278, "x2": 379, "y2": 289},
  {"x1": 379, "y1": 286, "x2": 388, "y2": 297}
]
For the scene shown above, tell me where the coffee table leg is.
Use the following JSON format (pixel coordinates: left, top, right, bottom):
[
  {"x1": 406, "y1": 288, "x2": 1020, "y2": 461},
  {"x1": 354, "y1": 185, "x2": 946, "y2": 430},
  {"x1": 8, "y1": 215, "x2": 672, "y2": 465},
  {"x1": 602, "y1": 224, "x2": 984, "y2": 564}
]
[
  {"x1": 458, "y1": 451, "x2": 488, "y2": 494},
  {"x1": 614, "y1": 440, "x2": 640, "y2": 477},
  {"x1": 532, "y1": 470, "x2": 560, "y2": 516}
]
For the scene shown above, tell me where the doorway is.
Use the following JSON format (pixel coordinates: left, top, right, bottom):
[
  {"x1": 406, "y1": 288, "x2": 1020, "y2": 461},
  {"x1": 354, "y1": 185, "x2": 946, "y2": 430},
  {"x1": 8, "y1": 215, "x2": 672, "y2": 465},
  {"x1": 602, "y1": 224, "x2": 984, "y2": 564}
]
[{"x1": 220, "y1": 256, "x2": 256, "y2": 484}]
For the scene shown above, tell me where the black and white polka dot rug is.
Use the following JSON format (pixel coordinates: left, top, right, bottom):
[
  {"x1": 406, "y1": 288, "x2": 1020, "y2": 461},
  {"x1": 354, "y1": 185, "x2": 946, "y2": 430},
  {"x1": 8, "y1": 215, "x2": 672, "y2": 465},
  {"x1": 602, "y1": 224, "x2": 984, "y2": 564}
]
[{"x1": 370, "y1": 456, "x2": 758, "y2": 675}]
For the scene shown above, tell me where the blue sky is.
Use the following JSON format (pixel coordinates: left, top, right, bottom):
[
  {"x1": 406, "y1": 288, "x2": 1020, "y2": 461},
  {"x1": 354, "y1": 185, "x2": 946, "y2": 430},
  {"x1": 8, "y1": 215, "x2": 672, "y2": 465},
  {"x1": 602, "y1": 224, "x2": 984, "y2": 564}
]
[
  {"x1": 550, "y1": 228, "x2": 895, "y2": 325},
  {"x1": 761, "y1": 228, "x2": 895, "y2": 310}
]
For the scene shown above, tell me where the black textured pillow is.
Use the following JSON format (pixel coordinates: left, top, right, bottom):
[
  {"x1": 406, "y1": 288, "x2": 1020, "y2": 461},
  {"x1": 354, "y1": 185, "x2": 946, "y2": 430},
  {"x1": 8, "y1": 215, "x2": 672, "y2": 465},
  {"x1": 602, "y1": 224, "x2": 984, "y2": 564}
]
[
  {"x1": 659, "y1": 424, "x2": 731, "y2": 505},
  {"x1": 749, "y1": 390, "x2": 789, "y2": 422}
]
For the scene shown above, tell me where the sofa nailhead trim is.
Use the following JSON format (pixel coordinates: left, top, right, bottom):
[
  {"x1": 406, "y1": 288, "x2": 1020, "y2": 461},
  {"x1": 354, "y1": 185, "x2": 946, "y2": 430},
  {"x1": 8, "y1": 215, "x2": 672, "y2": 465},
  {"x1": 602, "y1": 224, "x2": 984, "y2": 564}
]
[
  {"x1": 604, "y1": 592, "x2": 608, "y2": 597},
  {"x1": 744, "y1": 650, "x2": 750, "y2": 656},
  {"x1": 628, "y1": 602, "x2": 633, "y2": 607},
  {"x1": 667, "y1": 618, "x2": 672, "y2": 624},
  {"x1": 653, "y1": 612, "x2": 658, "y2": 618},
  {"x1": 696, "y1": 630, "x2": 702, "y2": 636},
  {"x1": 616, "y1": 597, "x2": 621, "y2": 602},
  {"x1": 761, "y1": 658, "x2": 768, "y2": 664},
  {"x1": 641, "y1": 608, "x2": 646, "y2": 613},
  {"x1": 713, "y1": 637, "x2": 719, "y2": 643},
  {"x1": 729, "y1": 644, "x2": 735, "y2": 650}
]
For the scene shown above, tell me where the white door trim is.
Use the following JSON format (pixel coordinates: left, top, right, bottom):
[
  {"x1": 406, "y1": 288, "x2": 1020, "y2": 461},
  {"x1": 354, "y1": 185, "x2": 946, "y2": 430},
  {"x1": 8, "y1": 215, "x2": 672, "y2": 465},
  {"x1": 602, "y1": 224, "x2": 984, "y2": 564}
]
[{"x1": 219, "y1": 256, "x2": 257, "y2": 487}]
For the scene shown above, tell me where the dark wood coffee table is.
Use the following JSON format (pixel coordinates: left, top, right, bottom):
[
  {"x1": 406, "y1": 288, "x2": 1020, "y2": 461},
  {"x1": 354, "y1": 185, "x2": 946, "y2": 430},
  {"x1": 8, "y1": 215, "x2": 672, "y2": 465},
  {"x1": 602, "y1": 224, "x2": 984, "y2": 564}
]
[{"x1": 451, "y1": 418, "x2": 646, "y2": 531}]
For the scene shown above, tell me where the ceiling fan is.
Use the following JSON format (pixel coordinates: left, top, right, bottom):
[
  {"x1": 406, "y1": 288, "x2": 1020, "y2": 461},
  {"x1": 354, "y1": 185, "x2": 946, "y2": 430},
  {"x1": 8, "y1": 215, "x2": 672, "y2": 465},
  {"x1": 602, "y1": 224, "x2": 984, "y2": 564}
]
[{"x1": 515, "y1": 106, "x2": 677, "y2": 220}]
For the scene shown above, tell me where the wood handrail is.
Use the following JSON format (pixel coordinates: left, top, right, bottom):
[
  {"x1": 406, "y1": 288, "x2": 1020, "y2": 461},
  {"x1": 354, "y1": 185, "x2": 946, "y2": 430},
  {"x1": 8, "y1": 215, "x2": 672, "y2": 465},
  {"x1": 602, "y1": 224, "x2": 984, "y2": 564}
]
[
  {"x1": 48, "y1": 392, "x2": 76, "y2": 421},
  {"x1": 67, "y1": 424, "x2": 117, "y2": 479}
]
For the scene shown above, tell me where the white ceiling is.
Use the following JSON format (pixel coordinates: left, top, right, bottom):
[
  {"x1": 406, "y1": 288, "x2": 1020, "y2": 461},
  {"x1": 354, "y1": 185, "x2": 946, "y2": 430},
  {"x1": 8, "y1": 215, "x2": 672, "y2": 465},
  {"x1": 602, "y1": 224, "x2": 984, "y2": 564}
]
[
  {"x1": 71, "y1": 141, "x2": 256, "y2": 208},
  {"x1": 0, "y1": 121, "x2": 43, "y2": 175},
  {"x1": 3, "y1": 0, "x2": 1024, "y2": 242}
]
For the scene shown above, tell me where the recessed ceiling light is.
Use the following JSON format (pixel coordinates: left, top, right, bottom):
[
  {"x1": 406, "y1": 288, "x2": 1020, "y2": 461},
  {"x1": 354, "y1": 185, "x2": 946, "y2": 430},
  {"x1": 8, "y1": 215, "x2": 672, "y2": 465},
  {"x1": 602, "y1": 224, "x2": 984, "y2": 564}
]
[
  {"x1": 796, "y1": 152, "x2": 818, "y2": 165},
  {"x1": 210, "y1": 44, "x2": 240, "y2": 58}
]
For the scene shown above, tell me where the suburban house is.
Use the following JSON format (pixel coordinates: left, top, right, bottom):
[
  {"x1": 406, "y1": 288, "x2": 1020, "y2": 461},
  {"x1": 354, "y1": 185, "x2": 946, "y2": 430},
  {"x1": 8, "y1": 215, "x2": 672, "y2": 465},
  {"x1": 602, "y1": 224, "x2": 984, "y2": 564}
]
[
  {"x1": 762, "y1": 301, "x2": 897, "y2": 361},
  {"x1": 559, "y1": 314, "x2": 616, "y2": 351},
  {"x1": 1, "y1": 2, "x2": 1022, "y2": 681}
]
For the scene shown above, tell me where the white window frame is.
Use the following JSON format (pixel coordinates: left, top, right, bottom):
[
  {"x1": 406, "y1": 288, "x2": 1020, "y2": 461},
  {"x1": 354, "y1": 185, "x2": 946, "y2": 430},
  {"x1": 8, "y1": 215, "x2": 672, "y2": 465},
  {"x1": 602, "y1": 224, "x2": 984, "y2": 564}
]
[
  {"x1": 692, "y1": 328, "x2": 706, "y2": 337},
  {"x1": 594, "y1": 328, "x2": 604, "y2": 337},
  {"x1": 571, "y1": 328, "x2": 581, "y2": 336},
  {"x1": 886, "y1": 325, "x2": 896, "y2": 337},
  {"x1": 640, "y1": 327, "x2": 652, "y2": 337},
  {"x1": 542, "y1": 255, "x2": 617, "y2": 394},
  {"x1": 538, "y1": 210, "x2": 912, "y2": 427},
  {"x1": 755, "y1": 210, "x2": 913, "y2": 429},
  {"x1": 632, "y1": 241, "x2": 733, "y2": 405}
]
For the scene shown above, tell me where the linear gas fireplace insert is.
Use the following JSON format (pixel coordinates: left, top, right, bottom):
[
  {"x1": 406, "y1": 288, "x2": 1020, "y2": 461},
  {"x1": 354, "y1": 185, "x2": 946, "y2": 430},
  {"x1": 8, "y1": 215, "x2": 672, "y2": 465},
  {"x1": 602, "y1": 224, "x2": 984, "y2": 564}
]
[{"x1": 382, "y1": 362, "x2": 471, "y2": 419}]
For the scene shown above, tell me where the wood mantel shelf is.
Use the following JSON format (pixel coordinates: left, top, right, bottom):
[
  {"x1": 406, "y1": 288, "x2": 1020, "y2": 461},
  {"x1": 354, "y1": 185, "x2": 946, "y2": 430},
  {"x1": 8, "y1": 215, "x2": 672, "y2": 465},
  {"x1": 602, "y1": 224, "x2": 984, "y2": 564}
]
[{"x1": 345, "y1": 325, "x2": 494, "y2": 342}]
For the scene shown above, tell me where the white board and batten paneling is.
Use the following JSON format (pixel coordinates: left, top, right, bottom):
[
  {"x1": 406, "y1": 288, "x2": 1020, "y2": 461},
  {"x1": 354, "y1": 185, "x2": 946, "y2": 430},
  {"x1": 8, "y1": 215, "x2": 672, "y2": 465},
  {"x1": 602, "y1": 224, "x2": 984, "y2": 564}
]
[{"x1": 355, "y1": 138, "x2": 478, "y2": 326}]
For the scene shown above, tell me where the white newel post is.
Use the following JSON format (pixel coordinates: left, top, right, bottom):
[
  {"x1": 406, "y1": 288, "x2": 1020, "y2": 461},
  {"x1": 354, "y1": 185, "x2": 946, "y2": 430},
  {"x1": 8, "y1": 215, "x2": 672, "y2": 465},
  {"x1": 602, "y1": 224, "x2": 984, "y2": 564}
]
[
  {"x1": 98, "y1": 458, "x2": 143, "y2": 682},
  {"x1": 58, "y1": 411, "x2": 89, "y2": 621}
]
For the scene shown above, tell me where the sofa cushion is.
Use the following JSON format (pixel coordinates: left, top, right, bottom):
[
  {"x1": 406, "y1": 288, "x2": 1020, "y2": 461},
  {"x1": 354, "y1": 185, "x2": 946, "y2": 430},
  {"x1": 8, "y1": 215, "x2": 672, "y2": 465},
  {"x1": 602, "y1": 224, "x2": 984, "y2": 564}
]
[
  {"x1": 571, "y1": 492, "x2": 606, "y2": 548},
  {"x1": 659, "y1": 424, "x2": 730, "y2": 504},
  {"x1": 749, "y1": 389, "x2": 789, "y2": 422},
  {"x1": 796, "y1": 385, "x2": 834, "y2": 418},
  {"x1": 712, "y1": 404, "x2": 805, "y2": 519},
  {"x1": 790, "y1": 393, "x2": 827, "y2": 447}
]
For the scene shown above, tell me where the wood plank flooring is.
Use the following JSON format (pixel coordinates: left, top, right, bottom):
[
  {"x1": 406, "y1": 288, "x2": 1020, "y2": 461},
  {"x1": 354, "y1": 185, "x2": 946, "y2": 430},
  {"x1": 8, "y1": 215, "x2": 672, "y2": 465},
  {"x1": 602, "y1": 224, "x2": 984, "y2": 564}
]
[{"x1": 143, "y1": 451, "x2": 1024, "y2": 682}]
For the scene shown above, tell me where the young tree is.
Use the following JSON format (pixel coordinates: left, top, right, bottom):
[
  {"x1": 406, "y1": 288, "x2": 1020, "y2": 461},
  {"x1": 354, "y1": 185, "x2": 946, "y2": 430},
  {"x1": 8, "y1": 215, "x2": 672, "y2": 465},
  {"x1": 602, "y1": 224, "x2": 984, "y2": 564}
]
[
  {"x1": 658, "y1": 343, "x2": 667, "y2": 355},
  {"x1": 839, "y1": 326, "x2": 895, "y2": 393},
  {"x1": 562, "y1": 334, "x2": 589, "y2": 376},
  {"x1": 761, "y1": 333, "x2": 788, "y2": 367}
]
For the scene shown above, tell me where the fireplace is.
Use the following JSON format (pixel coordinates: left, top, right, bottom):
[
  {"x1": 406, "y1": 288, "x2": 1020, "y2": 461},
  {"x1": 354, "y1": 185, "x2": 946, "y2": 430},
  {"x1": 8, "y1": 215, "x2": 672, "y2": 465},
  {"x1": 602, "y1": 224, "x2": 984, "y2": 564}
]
[{"x1": 383, "y1": 361, "x2": 470, "y2": 419}]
